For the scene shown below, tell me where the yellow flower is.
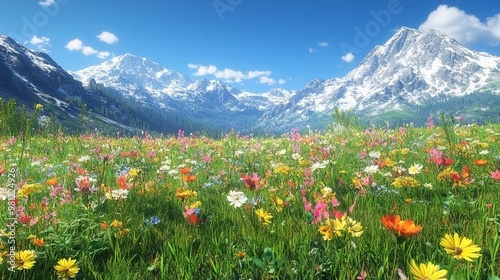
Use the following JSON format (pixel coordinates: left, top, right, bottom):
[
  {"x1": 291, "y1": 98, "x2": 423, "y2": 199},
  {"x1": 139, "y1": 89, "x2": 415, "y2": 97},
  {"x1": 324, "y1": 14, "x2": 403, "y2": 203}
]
[
  {"x1": 255, "y1": 208, "x2": 273, "y2": 225},
  {"x1": 273, "y1": 164, "x2": 291, "y2": 174},
  {"x1": 189, "y1": 200, "x2": 202, "y2": 209},
  {"x1": 409, "y1": 259, "x2": 447, "y2": 280},
  {"x1": 346, "y1": 217, "x2": 363, "y2": 237},
  {"x1": 35, "y1": 103, "x2": 43, "y2": 110},
  {"x1": 54, "y1": 257, "x2": 80, "y2": 279},
  {"x1": 318, "y1": 225, "x2": 334, "y2": 240},
  {"x1": 391, "y1": 176, "x2": 420, "y2": 188},
  {"x1": 440, "y1": 233, "x2": 482, "y2": 262},
  {"x1": 235, "y1": 250, "x2": 247, "y2": 259},
  {"x1": 14, "y1": 250, "x2": 36, "y2": 270},
  {"x1": 110, "y1": 219, "x2": 122, "y2": 228},
  {"x1": 319, "y1": 215, "x2": 363, "y2": 240},
  {"x1": 17, "y1": 183, "x2": 43, "y2": 197},
  {"x1": 384, "y1": 158, "x2": 396, "y2": 167},
  {"x1": 401, "y1": 148, "x2": 410, "y2": 155},
  {"x1": 114, "y1": 228, "x2": 130, "y2": 238},
  {"x1": 128, "y1": 168, "x2": 138, "y2": 177},
  {"x1": 270, "y1": 195, "x2": 284, "y2": 212}
]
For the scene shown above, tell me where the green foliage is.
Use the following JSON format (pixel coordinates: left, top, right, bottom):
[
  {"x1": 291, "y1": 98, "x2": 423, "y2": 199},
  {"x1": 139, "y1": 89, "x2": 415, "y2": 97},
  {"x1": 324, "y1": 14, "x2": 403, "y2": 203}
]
[{"x1": 330, "y1": 106, "x2": 361, "y2": 130}]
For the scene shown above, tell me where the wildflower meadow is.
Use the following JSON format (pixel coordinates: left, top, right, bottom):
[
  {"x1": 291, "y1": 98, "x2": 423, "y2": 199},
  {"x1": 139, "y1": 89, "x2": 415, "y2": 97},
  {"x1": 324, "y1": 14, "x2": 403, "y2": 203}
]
[{"x1": 1, "y1": 113, "x2": 500, "y2": 279}]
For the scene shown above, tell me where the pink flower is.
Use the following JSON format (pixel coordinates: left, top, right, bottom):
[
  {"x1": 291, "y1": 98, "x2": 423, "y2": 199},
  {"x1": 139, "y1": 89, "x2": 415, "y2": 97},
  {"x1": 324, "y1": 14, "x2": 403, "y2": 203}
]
[
  {"x1": 490, "y1": 170, "x2": 500, "y2": 180},
  {"x1": 486, "y1": 203, "x2": 492, "y2": 209},
  {"x1": 357, "y1": 271, "x2": 367, "y2": 280}
]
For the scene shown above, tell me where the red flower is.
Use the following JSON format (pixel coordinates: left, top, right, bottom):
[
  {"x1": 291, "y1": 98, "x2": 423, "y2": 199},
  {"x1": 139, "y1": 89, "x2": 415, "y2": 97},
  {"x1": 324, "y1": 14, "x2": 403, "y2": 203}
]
[{"x1": 241, "y1": 173, "x2": 260, "y2": 190}]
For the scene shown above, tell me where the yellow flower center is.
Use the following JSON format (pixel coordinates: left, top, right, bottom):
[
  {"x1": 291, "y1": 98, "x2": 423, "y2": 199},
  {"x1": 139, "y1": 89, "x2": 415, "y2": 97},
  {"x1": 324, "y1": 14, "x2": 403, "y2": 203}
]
[{"x1": 454, "y1": 246, "x2": 463, "y2": 255}]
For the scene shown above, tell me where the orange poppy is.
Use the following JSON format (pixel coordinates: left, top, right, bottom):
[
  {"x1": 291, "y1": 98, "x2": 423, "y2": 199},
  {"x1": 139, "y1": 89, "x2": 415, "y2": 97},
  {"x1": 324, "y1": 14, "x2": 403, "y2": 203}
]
[{"x1": 380, "y1": 214, "x2": 422, "y2": 240}]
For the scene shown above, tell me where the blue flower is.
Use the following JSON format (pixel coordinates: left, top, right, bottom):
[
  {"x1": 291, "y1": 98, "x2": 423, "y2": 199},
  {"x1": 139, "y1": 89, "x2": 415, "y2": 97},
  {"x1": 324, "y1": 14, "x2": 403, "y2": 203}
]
[{"x1": 145, "y1": 215, "x2": 160, "y2": 225}]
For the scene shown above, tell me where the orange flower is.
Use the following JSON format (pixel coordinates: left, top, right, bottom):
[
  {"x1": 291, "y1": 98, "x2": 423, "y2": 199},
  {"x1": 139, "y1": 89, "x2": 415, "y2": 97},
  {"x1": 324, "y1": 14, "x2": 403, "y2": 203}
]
[
  {"x1": 116, "y1": 174, "x2": 131, "y2": 190},
  {"x1": 180, "y1": 167, "x2": 191, "y2": 174},
  {"x1": 380, "y1": 214, "x2": 422, "y2": 242},
  {"x1": 474, "y1": 159, "x2": 488, "y2": 166},
  {"x1": 33, "y1": 237, "x2": 45, "y2": 247},
  {"x1": 45, "y1": 177, "x2": 58, "y2": 186},
  {"x1": 175, "y1": 188, "x2": 197, "y2": 200},
  {"x1": 182, "y1": 175, "x2": 197, "y2": 182}
]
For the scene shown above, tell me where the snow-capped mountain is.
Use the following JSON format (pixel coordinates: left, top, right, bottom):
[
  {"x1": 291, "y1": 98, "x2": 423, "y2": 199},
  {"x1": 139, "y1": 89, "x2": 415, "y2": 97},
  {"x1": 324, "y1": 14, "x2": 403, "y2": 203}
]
[
  {"x1": 261, "y1": 27, "x2": 500, "y2": 129},
  {"x1": 2, "y1": 26, "x2": 500, "y2": 135},
  {"x1": 71, "y1": 53, "x2": 293, "y2": 130},
  {"x1": 71, "y1": 53, "x2": 195, "y2": 107},
  {"x1": 0, "y1": 35, "x2": 86, "y2": 107},
  {"x1": 72, "y1": 53, "x2": 295, "y2": 112}
]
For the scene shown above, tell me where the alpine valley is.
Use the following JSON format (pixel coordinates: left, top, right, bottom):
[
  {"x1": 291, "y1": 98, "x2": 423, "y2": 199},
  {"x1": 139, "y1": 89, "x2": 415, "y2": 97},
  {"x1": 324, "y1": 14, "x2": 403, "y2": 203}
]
[{"x1": 1, "y1": 27, "x2": 500, "y2": 135}]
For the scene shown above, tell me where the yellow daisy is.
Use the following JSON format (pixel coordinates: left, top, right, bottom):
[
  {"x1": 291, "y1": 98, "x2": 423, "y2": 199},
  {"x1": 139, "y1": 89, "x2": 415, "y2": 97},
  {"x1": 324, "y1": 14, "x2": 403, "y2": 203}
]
[
  {"x1": 54, "y1": 257, "x2": 80, "y2": 279},
  {"x1": 409, "y1": 259, "x2": 447, "y2": 280},
  {"x1": 14, "y1": 250, "x2": 36, "y2": 270},
  {"x1": 440, "y1": 233, "x2": 482, "y2": 262}
]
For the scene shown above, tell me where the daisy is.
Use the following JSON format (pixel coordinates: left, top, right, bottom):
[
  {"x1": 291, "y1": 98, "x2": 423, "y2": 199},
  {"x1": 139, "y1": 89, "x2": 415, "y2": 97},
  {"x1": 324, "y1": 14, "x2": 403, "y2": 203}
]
[
  {"x1": 54, "y1": 258, "x2": 80, "y2": 279},
  {"x1": 226, "y1": 190, "x2": 248, "y2": 208},
  {"x1": 440, "y1": 233, "x2": 482, "y2": 262},
  {"x1": 408, "y1": 163, "x2": 423, "y2": 175},
  {"x1": 409, "y1": 259, "x2": 446, "y2": 280}
]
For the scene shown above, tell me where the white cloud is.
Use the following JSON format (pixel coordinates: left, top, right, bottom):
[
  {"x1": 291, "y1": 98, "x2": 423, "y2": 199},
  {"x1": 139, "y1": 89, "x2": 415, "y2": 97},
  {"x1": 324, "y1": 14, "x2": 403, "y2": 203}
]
[
  {"x1": 82, "y1": 46, "x2": 98, "y2": 56},
  {"x1": 97, "y1": 31, "x2": 119, "y2": 44},
  {"x1": 65, "y1": 39, "x2": 83, "y2": 51},
  {"x1": 318, "y1": 42, "x2": 328, "y2": 47},
  {"x1": 419, "y1": 5, "x2": 500, "y2": 45},
  {"x1": 189, "y1": 64, "x2": 281, "y2": 86},
  {"x1": 341, "y1": 53, "x2": 355, "y2": 63},
  {"x1": 215, "y1": 68, "x2": 245, "y2": 82},
  {"x1": 259, "y1": 76, "x2": 275, "y2": 85},
  {"x1": 28, "y1": 35, "x2": 51, "y2": 52},
  {"x1": 30, "y1": 35, "x2": 50, "y2": 45},
  {"x1": 193, "y1": 65, "x2": 218, "y2": 76},
  {"x1": 308, "y1": 47, "x2": 315, "y2": 54},
  {"x1": 97, "y1": 51, "x2": 111, "y2": 59},
  {"x1": 39, "y1": 0, "x2": 55, "y2": 6},
  {"x1": 278, "y1": 79, "x2": 286, "y2": 85},
  {"x1": 247, "y1": 70, "x2": 272, "y2": 79},
  {"x1": 66, "y1": 38, "x2": 112, "y2": 59}
]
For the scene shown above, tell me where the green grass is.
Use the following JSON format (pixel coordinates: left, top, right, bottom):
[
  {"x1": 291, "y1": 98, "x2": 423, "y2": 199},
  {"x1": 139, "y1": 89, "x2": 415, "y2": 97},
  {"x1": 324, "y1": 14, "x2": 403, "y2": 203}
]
[{"x1": 0, "y1": 122, "x2": 499, "y2": 279}]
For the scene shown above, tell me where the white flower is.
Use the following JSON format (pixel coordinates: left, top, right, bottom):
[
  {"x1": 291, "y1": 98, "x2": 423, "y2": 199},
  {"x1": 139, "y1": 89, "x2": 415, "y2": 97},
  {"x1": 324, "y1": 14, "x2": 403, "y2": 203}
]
[
  {"x1": 368, "y1": 151, "x2": 381, "y2": 158},
  {"x1": 78, "y1": 155, "x2": 91, "y2": 162},
  {"x1": 0, "y1": 188, "x2": 9, "y2": 200},
  {"x1": 276, "y1": 149, "x2": 286, "y2": 155},
  {"x1": 423, "y1": 183, "x2": 433, "y2": 189},
  {"x1": 479, "y1": 150, "x2": 489, "y2": 155},
  {"x1": 226, "y1": 190, "x2": 248, "y2": 208},
  {"x1": 408, "y1": 163, "x2": 423, "y2": 175},
  {"x1": 311, "y1": 162, "x2": 326, "y2": 171},
  {"x1": 235, "y1": 150, "x2": 244, "y2": 156},
  {"x1": 291, "y1": 153, "x2": 301, "y2": 160},
  {"x1": 110, "y1": 189, "x2": 129, "y2": 200},
  {"x1": 364, "y1": 165, "x2": 379, "y2": 174}
]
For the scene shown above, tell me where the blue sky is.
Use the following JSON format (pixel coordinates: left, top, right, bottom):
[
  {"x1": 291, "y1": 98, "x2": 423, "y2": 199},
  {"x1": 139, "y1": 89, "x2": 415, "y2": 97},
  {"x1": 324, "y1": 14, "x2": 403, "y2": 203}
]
[{"x1": 1, "y1": 0, "x2": 499, "y2": 92}]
